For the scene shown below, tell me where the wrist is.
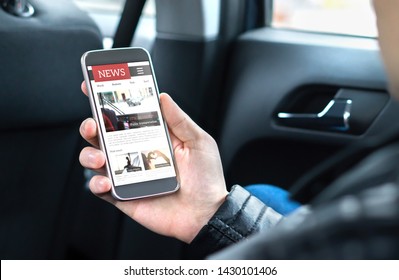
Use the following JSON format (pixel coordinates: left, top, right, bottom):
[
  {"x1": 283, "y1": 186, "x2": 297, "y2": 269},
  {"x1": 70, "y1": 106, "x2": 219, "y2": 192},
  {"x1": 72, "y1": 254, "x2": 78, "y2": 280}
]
[{"x1": 178, "y1": 190, "x2": 228, "y2": 244}]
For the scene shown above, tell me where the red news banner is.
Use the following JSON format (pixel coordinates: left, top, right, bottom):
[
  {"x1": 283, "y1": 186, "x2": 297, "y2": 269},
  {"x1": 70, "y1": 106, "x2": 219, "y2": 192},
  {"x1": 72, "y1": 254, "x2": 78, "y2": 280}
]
[{"x1": 92, "y1": 63, "x2": 131, "y2": 82}]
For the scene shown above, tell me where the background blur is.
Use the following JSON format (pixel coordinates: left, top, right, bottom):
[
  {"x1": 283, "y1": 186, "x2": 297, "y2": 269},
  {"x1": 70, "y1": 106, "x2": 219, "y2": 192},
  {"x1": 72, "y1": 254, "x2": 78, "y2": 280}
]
[
  {"x1": 74, "y1": 0, "x2": 377, "y2": 39},
  {"x1": 273, "y1": 0, "x2": 377, "y2": 37}
]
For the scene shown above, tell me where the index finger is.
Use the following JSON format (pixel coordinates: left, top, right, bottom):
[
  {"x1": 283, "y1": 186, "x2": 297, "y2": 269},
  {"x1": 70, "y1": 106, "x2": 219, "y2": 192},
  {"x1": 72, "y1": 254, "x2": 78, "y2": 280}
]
[
  {"x1": 80, "y1": 118, "x2": 100, "y2": 148},
  {"x1": 81, "y1": 81, "x2": 88, "y2": 97}
]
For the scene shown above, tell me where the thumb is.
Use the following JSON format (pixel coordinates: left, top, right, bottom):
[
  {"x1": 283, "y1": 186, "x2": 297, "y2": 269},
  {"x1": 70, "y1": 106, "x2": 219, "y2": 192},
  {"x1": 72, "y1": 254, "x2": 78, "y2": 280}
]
[{"x1": 160, "y1": 93, "x2": 203, "y2": 143}]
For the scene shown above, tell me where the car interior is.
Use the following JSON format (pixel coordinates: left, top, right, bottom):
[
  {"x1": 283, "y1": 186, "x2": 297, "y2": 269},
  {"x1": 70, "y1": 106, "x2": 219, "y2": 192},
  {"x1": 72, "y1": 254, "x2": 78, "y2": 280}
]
[{"x1": 1, "y1": 0, "x2": 398, "y2": 259}]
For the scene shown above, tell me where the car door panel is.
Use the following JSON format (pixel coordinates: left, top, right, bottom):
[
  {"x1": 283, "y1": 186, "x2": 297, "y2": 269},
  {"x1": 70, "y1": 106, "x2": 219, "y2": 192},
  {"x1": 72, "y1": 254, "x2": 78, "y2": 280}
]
[{"x1": 218, "y1": 28, "x2": 398, "y2": 190}]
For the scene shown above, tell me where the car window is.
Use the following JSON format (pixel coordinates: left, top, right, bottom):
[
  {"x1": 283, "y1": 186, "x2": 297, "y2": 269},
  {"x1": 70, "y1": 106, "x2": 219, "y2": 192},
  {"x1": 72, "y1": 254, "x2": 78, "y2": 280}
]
[
  {"x1": 74, "y1": 0, "x2": 156, "y2": 49},
  {"x1": 74, "y1": 0, "x2": 125, "y2": 13},
  {"x1": 271, "y1": 0, "x2": 377, "y2": 37}
]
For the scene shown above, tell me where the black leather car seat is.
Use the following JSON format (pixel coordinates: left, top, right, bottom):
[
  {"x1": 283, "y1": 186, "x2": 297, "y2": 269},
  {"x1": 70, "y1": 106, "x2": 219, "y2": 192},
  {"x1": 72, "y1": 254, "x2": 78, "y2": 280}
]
[{"x1": 0, "y1": 0, "x2": 103, "y2": 259}]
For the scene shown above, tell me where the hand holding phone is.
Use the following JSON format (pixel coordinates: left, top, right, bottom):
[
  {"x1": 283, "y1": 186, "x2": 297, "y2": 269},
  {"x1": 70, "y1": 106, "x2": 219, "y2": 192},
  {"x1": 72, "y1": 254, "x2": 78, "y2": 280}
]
[
  {"x1": 80, "y1": 47, "x2": 228, "y2": 243},
  {"x1": 79, "y1": 90, "x2": 228, "y2": 243}
]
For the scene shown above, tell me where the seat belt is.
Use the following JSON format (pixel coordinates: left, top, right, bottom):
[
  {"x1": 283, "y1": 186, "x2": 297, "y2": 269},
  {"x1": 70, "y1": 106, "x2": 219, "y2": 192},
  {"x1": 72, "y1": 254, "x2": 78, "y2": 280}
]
[{"x1": 112, "y1": 0, "x2": 147, "y2": 48}]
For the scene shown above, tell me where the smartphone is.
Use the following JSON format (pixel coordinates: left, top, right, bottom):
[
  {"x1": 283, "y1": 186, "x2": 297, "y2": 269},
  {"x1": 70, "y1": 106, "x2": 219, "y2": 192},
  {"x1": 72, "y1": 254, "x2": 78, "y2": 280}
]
[{"x1": 81, "y1": 47, "x2": 179, "y2": 200}]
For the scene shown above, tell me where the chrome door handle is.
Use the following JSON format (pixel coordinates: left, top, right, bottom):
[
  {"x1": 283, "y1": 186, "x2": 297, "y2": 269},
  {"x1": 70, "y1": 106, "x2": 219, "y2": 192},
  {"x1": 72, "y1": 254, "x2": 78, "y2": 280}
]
[{"x1": 277, "y1": 98, "x2": 352, "y2": 132}]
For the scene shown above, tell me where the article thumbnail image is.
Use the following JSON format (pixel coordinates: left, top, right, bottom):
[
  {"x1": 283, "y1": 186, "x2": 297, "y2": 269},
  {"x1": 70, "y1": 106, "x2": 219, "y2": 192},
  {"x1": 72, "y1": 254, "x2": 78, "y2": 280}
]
[
  {"x1": 98, "y1": 89, "x2": 141, "y2": 113},
  {"x1": 114, "y1": 152, "x2": 142, "y2": 175},
  {"x1": 97, "y1": 87, "x2": 154, "y2": 116},
  {"x1": 141, "y1": 149, "x2": 172, "y2": 171}
]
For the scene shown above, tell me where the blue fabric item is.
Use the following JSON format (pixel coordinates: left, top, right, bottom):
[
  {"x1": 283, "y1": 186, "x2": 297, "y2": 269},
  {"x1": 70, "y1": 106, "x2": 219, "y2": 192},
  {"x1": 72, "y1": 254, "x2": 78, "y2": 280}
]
[{"x1": 245, "y1": 184, "x2": 301, "y2": 216}]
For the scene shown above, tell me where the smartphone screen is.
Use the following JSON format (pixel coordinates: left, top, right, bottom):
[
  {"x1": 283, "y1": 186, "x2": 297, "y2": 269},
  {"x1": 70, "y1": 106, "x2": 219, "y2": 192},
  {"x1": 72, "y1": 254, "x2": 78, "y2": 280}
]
[{"x1": 81, "y1": 48, "x2": 179, "y2": 200}]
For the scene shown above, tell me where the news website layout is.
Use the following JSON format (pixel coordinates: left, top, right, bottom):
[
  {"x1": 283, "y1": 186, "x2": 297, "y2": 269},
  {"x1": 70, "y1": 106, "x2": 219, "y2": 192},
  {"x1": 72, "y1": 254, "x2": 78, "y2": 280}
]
[{"x1": 87, "y1": 62, "x2": 176, "y2": 187}]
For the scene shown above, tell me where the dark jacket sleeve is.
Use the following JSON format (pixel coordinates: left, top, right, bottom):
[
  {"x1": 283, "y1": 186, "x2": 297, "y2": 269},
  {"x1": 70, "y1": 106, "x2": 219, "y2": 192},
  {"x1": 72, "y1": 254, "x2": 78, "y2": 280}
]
[
  {"x1": 190, "y1": 143, "x2": 399, "y2": 260},
  {"x1": 188, "y1": 185, "x2": 284, "y2": 258}
]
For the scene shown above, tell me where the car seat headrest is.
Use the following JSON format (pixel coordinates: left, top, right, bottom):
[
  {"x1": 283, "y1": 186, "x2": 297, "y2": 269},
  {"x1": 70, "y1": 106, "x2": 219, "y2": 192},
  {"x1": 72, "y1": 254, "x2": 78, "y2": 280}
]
[{"x1": 0, "y1": 0, "x2": 102, "y2": 129}]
